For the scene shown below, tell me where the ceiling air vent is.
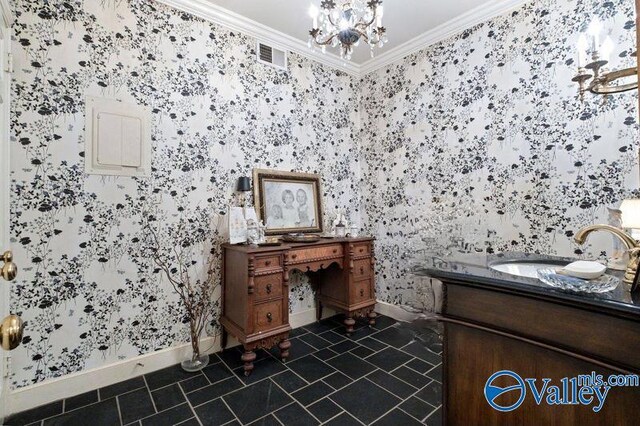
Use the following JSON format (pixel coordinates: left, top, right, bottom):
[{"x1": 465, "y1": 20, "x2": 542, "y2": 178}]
[{"x1": 257, "y1": 41, "x2": 287, "y2": 71}]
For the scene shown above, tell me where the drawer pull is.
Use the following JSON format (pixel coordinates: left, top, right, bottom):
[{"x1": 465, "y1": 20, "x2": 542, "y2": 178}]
[
  {"x1": 333, "y1": 249, "x2": 338, "y2": 254},
  {"x1": 359, "y1": 248, "x2": 364, "y2": 253},
  {"x1": 266, "y1": 312, "x2": 273, "y2": 322},
  {"x1": 265, "y1": 260, "x2": 271, "y2": 266},
  {"x1": 360, "y1": 289, "x2": 365, "y2": 297},
  {"x1": 360, "y1": 267, "x2": 364, "y2": 274},
  {"x1": 291, "y1": 254, "x2": 297, "y2": 260},
  {"x1": 266, "y1": 283, "x2": 272, "y2": 294}
]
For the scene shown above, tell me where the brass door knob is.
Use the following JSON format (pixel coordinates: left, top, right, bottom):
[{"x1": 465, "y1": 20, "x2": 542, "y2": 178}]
[
  {"x1": 266, "y1": 283, "x2": 272, "y2": 294},
  {"x1": 360, "y1": 289, "x2": 365, "y2": 297},
  {"x1": 266, "y1": 312, "x2": 273, "y2": 322},
  {"x1": 1, "y1": 314, "x2": 24, "y2": 351},
  {"x1": 1, "y1": 250, "x2": 17, "y2": 282}
]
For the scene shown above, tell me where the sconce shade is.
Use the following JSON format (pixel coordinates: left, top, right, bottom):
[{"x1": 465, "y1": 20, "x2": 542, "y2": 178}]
[
  {"x1": 237, "y1": 177, "x2": 251, "y2": 192},
  {"x1": 620, "y1": 199, "x2": 640, "y2": 229}
]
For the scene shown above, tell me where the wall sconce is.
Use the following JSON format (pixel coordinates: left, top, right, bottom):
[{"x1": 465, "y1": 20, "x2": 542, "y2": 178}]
[{"x1": 572, "y1": 17, "x2": 638, "y2": 101}]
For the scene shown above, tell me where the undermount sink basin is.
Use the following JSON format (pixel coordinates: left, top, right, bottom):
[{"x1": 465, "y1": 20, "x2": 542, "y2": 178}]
[{"x1": 489, "y1": 260, "x2": 569, "y2": 278}]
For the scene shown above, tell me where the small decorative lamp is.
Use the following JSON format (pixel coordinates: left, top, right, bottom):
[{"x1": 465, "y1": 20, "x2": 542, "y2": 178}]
[
  {"x1": 237, "y1": 177, "x2": 251, "y2": 192},
  {"x1": 236, "y1": 176, "x2": 251, "y2": 208},
  {"x1": 620, "y1": 199, "x2": 640, "y2": 240}
]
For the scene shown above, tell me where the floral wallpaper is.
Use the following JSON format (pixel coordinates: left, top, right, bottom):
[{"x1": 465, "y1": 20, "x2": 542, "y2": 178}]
[
  {"x1": 359, "y1": 0, "x2": 640, "y2": 307},
  {"x1": 8, "y1": 0, "x2": 640, "y2": 390},
  {"x1": 10, "y1": 0, "x2": 361, "y2": 388}
]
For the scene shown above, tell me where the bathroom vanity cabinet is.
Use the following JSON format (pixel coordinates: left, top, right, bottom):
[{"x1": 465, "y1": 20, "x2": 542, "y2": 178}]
[{"x1": 419, "y1": 254, "x2": 640, "y2": 425}]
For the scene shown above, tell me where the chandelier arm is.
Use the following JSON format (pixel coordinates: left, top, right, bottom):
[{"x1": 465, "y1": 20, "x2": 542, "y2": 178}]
[{"x1": 314, "y1": 33, "x2": 338, "y2": 46}]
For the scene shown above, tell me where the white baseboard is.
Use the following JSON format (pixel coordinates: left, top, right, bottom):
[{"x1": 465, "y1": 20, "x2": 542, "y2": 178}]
[
  {"x1": 7, "y1": 301, "x2": 410, "y2": 415},
  {"x1": 375, "y1": 300, "x2": 421, "y2": 323}
]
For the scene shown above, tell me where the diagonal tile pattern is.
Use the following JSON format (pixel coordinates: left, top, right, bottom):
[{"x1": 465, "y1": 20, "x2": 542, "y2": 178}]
[{"x1": 6, "y1": 314, "x2": 443, "y2": 425}]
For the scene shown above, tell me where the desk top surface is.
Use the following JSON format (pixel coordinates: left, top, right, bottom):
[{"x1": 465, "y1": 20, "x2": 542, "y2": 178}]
[{"x1": 223, "y1": 237, "x2": 374, "y2": 254}]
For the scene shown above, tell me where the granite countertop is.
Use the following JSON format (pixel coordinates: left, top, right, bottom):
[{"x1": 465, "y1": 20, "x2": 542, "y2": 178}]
[{"x1": 412, "y1": 251, "x2": 640, "y2": 319}]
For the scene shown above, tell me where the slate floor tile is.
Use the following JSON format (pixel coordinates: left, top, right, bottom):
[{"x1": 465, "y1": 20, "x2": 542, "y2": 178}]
[
  {"x1": 350, "y1": 345, "x2": 374, "y2": 359},
  {"x1": 187, "y1": 376, "x2": 244, "y2": 407},
  {"x1": 151, "y1": 383, "x2": 186, "y2": 412},
  {"x1": 43, "y1": 399, "x2": 118, "y2": 426},
  {"x1": 289, "y1": 327, "x2": 309, "y2": 338},
  {"x1": 247, "y1": 414, "x2": 281, "y2": 426},
  {"x1": 179, "y1": 374, "x2": 210, "y2": 393},
  {"x1": 330, "y1": 378, "x2": 401, "y2": 425},
  {"x1": 406, "y1": 357, "x2": 433, "y2": 374},
  {"x1": 400, "y1": 396, "x2": 436, "y2": 421},
  {"x1": 142, "y1": 403, "x2": 194, "y2": 426},
  {"x1": 100, "y1": 376, "x2": 146, "y2": 399},
  {"x1": 118, "y1": 387, "x2": 156, "y2": 424},
  {"x1": 194, "y1": 398, "x2": 235, "y2": 425},
  {"x1": 367, "y1": 347, "x2": 413, "y2": 371},
  {"x1": 324, "y1": 412, "x2": 362, "y2": 426},
  {"x1": 298, "y1": 333, "x2": 332, "y2": 350},
  {"x1": 326, "y1": 352, "x2": 376, "y2": 379},
  {"x1": 373, "y1": 408, "x2": 423, "y2": 426},
  {"x1": 291, "y1": 381, "x2": 333, "y2": 406},
  {"x1": 303, "y1": 319, "x2": 340, "y2": 334},
  {"x1": 367, "y1": 369, "x2": 416, "y2": 399},
  {"x1": 392, "y1": 366, "x2": 431, "y2": 389},
  {"x1": 233, "y1": 356, "x2": 287, "y2": 384},
  {"x1": 373, "y1": 315, "x2": 397, "y2": 330},
  {"x1": 323, "y1": 371, "x2": 352, "y2": 390},
  {"x1": 271, "y1": 370, "x2": 308, "y2": 393},
  {"x1": 317, "y1": 330, "x2": 346, "y2": 344},
  {"x1": 7, "y1": 400, "x2": 63, "y2": 425},
  {"x1": 313, "y1": 347, "x2": 338, "y2": 360},
  {"x1": 145, "y1": 365, "x2": 198, "y2": 390},
  {"x1": 273, "y1": 402, "x2": 320, "y2": 425},
  {"x1": 416, "y1": 380, "x2": 442, "y2": 407},
  {"x1": 329, "y1": 340, "x2": 359, "y2": 353},
  {"x1": 358, "y1": 337, "x2": 387, "y2": 351},
  {"x1": 372, "y1": 326, "x2": 415, "y2": 347},
  {"x1": 307, "y1": 398, "x2": 342, "y2": 423},
  {"x1": 426, "y1": 364, "x2": 442, "y2": 383},
  {"x1": 64, "y1": 390, "x2": 98, "y2": 412},
  {"x1": 223, "y1": 380, "x2": 292, "y2": 424},
  {"x1": 287, "y1": 354, "x2": 336, "y2": 383},
  {"x1": 401, "y1": 341, "x2": 441, "y2": 365},
  {"x1": 202, "y1": 362, "x2": 234, "y2": 384},
  {"x1": 425, "y1": 406, "x2": 442, "y2": 426}
]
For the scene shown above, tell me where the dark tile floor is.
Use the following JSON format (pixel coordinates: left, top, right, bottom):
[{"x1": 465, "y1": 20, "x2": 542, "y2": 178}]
[{"x1": 6, "y1": 314, "x2": 443, "y2": 426}]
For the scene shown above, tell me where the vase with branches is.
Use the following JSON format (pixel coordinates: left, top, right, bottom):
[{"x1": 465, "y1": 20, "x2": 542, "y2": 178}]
[{"x1": 146, "y1": 221, "x2": 220, "y2": 372}]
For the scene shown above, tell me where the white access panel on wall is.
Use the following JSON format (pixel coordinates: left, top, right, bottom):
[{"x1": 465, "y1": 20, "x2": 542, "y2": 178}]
[{"x1": 85, "y1": 97, "x2": 151, "y2": 177}]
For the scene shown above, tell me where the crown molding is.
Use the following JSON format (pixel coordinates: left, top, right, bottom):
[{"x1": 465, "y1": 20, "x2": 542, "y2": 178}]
[
  {"x1": 155, "y1": 0, "x2": 360, "y2": 75},
  {"x1": 156, "y1": 0, "x2": 528, "y2": 78},
  {"x1": 358, "y1": 0, "x2": 529, "y2": 76},
  {"x1": 0, "y1": 0, "x2": 12, "y2": 28}
]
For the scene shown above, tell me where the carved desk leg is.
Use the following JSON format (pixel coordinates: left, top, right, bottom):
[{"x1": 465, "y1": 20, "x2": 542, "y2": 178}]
[
  {"x1": 279, "y1": 338, "x2": 291, "y2": 362},
  {"x1": 344, "y1": 315, "x2": 356, "y2": 336},
  {"x1": 368, "y1": 310, "x2": 377, "y2": 327},
  {"x1": 241, "y1": 347, "x2": 256, "y2": 376}
]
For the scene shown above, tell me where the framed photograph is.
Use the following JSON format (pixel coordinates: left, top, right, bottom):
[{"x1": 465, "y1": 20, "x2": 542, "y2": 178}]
[{"x1": 253, "y1": 169, "x2": 323, "y2": 235}]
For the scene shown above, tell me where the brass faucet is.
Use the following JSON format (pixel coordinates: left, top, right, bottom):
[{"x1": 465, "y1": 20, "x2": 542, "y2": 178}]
[{"x1": 574, "y1": 224, "x2": 640, "y2": 286}]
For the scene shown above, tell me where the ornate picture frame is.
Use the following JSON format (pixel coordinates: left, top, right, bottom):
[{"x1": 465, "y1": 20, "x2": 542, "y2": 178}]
[{"x1": 253, "y1": 169, "x2": 323, "y2": 236}]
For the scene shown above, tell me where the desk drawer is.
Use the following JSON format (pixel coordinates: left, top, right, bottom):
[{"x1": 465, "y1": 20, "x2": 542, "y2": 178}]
[
  {"x1": 254, "y1": 300, "x2": 284, "y2": 333},
  {"x1": 351, "y1": 279, "x2": 373, "y2": 304},
  {"x1": 353, "y1": 258, "x2": 372, "y2": 280},
  {"x1": 353, "y1": 242, "x2": 371, "y2": 257},
  {"x1": 289, "y1": 245, "x2": 343, "y2": 263},
  {"x1": 254, "y1": 274, "x2": 283, "y2": 301},
  {"x1": 255, "y1": 255, "x2": 281, "y2": 271}
]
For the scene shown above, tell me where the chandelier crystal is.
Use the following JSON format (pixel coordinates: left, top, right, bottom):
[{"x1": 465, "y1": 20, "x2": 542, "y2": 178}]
[{"x1": 308, "y1": 0, "x2": 388, "y2": 60}]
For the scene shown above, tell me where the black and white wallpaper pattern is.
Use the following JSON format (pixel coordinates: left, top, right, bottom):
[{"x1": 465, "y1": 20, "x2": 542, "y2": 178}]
[
  {"x1": 10, "y1": 0, "x2": 361, "y2": 388},
  {"x1": 8, "y1": 0, "x2": 640, "y2": 389},
  {"x1": 359, "y1": 0, "x2": 639, "y2": 307}
]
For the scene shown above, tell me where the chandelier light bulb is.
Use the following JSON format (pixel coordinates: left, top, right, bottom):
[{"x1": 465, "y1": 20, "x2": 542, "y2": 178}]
[
  {"x1": 577, "y1": 33, "x2": 588, "y2": 66},
  {"x1": 601, "y1": 36, "x2": 614, "y2": 62},
  {"x1": 588, "y1": 17, "x2": 602, "y2": 50}
]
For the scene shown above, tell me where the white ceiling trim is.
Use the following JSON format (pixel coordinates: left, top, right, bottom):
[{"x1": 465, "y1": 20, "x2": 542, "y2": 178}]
[
  {"x1": 156, "y1": 0, "x2": 360, "y2": 75},
  {"x1": 359, "y1": 0, "x2": 529, "y2": 75},
  {"x1": 0, "y1": 0, "x2": 13, "y2": 28},
  {"x1": 156, "y1": 0, "x2": 528, "y2": 78}
]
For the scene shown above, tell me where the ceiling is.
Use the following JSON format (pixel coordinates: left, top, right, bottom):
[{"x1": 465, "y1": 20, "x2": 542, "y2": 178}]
[{"x1": 205, "y1": 0, "x2": 503, "y2": 65}]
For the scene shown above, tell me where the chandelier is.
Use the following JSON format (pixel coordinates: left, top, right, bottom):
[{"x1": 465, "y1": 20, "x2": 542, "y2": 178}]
[
  {"x1": 308, "y1": 0, "x2": 388, "y2": 60},
  {"x1": 572, "y1": 18, "x2": 638, "y2": 101}
]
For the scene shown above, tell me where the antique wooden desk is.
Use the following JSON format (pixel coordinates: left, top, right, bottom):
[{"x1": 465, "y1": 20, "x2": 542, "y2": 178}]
[{"x1": 220, "y1": 237, "x2": 376, "y2": 375}]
